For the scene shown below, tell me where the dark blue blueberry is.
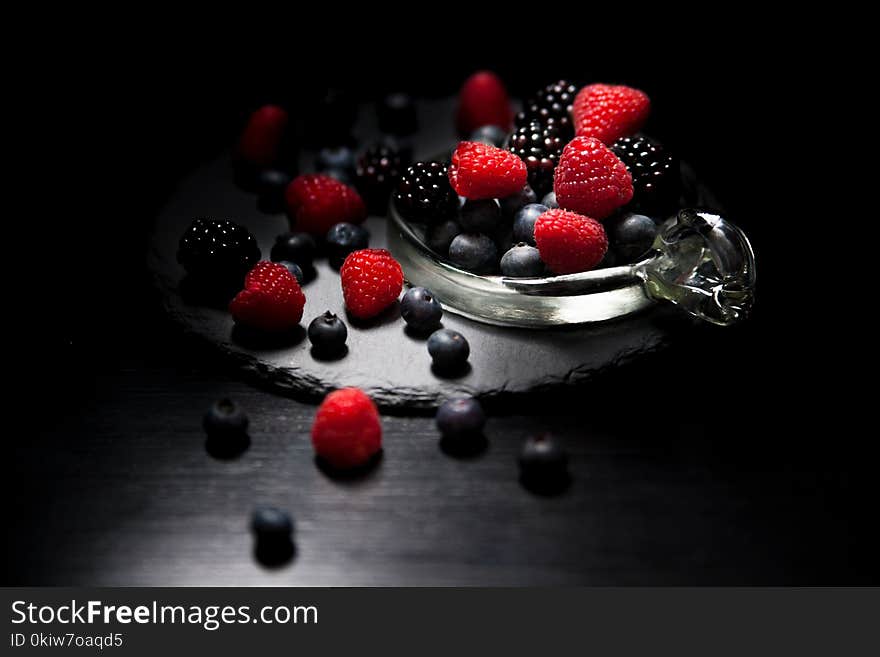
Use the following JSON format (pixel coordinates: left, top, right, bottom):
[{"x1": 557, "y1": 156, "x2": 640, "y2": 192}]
[
  {"x1": 541, "y1": 191, "x2": 559, "y2": 209},
  {"x1": 326, "y1": 222, "x2": 369, "y2": 268},
  {"x1": 512, "y1": 203, "x2": 548, "y2": 245},
  {"x1": 378, "y1": 92, "x2": 417, "y2": 136},
  {"x1": 278, "y1": 260, "x2": 304, "y2": 284},
  {"x1": 271, "y1": 232, "x2": 317, "y2": 267},
  {"x1": 250, "y1": 507, "x2": 294, "y2": 539},
  {"x1": 401, "y1": 287, "x2": 443, "y2": 333},
  {"x1": 427, "y1": 329, "x2": 470, "y2": 371},
  {"x1": 448, "y1": 233, "x2": 498, "y2": 273},
  {"x1": 256, "y1": 169, "x2": 292, "y2": 213},
  {"x1": 316, "y1": 146, "x2": 355, "y2": 173},
  {"x1": 436, "y1": 397, "x2": 486, "y2": 439},
  {"x1": 459, "y1": 199, "x2": 501, "y2": 234},
  {"x1": 203, "y1": 398, "x2": 249, "y2": 439},
  {"x1": 518, "y1": 433, "x2": 569, "y2": 492},
  {"x1": 500, "y1": 243, "x2": 545, "y2": 277},
  {"x1": 307, "y1": 311, "x2": 348, "y2": 354},
  {"x1": 425, "y1": 219, "x2": 462, "y2": 256},
  {"x1": 469, "y1": 125, "x2": 507, "y2": 147},
  {"x1": 606, "y1": 213, "x2": 658, "y2": 263},
  {"x1": 500, "y1": 184, "x2": 538, "y2": 217}
]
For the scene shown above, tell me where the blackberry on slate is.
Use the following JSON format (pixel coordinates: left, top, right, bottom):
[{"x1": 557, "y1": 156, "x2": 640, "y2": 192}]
[
  {"x1": 515, "y1": 80, "x2": 578, "y2": 140},
  {"x1": 177, "y1": 218, "x2": 260, "y2": 283},
  {"x1": 611, "y1": 135, "x2": 680, "y2": 215},
  {"x1": 507, "y1": 120, "x2": 564, "y2": 196},
  {"x1": 356, "y1": 144, "x2": 404, "y2": 212},
  {"x1": 394, "y1": 161, "x2": 458, "y2": 222}
]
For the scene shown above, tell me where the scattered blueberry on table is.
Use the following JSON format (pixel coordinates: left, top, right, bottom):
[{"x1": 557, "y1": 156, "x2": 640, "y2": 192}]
[
  {"x1": 307, "y1": 311, "x2": 348, "y2": 357},
  {"x1": 251, "y1": 507, "x2": 295, "y2": 567},
  {"x1": 400, "y1": 287, "x2": 443, "y2": 334},
  {"x1": 270, "y1": 232, "x2": 317, "y2": 268},
  {"x1": 326, "y1": 222, "x2": 369, "y2": 269},
  {"x1": 427, "y1": 329, "x2": 470, "y2": 373},
  {"x1": 518, "y1": 433, "x2": 570, "y2": 494},
  {"x1": 277, "y1": 260, "x2": 304, "y2": 284}
]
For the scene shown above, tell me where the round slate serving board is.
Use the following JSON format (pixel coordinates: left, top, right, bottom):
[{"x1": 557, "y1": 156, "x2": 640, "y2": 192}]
[{"x1": 148, "y1": 99, "x2": 706, "y2": 409}]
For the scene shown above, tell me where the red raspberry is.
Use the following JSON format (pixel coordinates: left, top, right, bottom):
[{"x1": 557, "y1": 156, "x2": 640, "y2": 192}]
[
  {"x1": 553, "y1": 136, "x2": 633, "y2": 220},
  {"x1": 229, "y1": 261, "x2": 306, "y2": 332},
  {"x1": 284, "y1": 174, "x2": 367, "y2": 236},
  {"x1": 534, "y1": 209, "x2": 608, "y2": 275},
  {"x1": 236, "y1": 105, "x2": 289, "y2": 167},
  {"x1": 455, "y1": 70, "x2": 513, "y2": 136},
  {"x1": 312, "y1": 388, "x2": 382, "y2": 470},
  {"x1": 572, "y1": 83, "x2": 650, "y2": 145},
  {"x1": 448, "y1": 141, "x2": 528, "y2": 200},
  {"x1": 340, "y1": 249, "x2": 404, "y2": 320}
]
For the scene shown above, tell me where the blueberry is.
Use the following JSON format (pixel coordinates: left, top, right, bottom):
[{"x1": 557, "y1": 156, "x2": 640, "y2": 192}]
[
  {"x1": 322, "y1": 167, "x2": 354, "y2": 185},
  {"x1": 425, "y1": 219, "x2": 462, "y2": 256},
  {"x1": 316, "y1": 146, "x2": 355, "y2": 172},
  {"x1": 277, "y1": 260, "x2": 304, "y2": 284},
  {"x1": 255, "y1": 169, "x2": 292, "y2": 213},
  {"x1": 250, "y1": 506, "x2": 294, "y2": 539},
  {"x1": 428, "y1": 329, "x2": 470, "y2": 371},
  {"x1": 271, "y1": 232, "x2": 317, "y2": 267},
  {"x1": 500, "y1": 184, "x2": 538, "y2": 217},
  {"x1": 501, "y1": 243, "x2": 545, "y2": 277},
  {"x1": 541, "y1": 191, "x2": 559, "y2": 209},
  {"x1": 469, "y1": 125, "x2": 507, "y2": 147},
  {"x1": 436, "y1": 397, "x2": 485, "y2": 439},
  {"x1": 518, "y1": 433, "x2": 569, "y2": 492},
  {"x1": 606, "y1": 213, "x2": 658, "y2": 263},
  {"x1": 326, "y1": 222, "x2": 369, "y2": 268},
  {"x1": 512, "y1": 203, "x2": 548, "y2": 245},
  {"x1": 459, "y1": 199, "x2": 501, "y2": 234},
  {"x1": 203, "y1": 398, "x2": 249, "y2": 439},
  {"x1": 401, "y1": 287, "x2": 443, "y2": 333},
  {"x1": 378, "y1": 92, "x2": 417, "y2": 136},
  {"x1": 448, "y1": 233, "x2": 498, "y2": 273},
  {"x1": 307, "y1": 311, "x2": 348, "y2": 354}
]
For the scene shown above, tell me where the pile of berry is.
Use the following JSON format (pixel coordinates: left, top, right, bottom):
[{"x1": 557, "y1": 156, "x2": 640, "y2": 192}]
[{"x1": 396, "y1": 72, "x2": 681, "y2": 277}]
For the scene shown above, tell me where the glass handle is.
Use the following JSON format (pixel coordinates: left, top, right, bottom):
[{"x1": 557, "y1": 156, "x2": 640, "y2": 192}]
[{"x1": 636, "y1": 209, "x2": 756, "y2": 326}]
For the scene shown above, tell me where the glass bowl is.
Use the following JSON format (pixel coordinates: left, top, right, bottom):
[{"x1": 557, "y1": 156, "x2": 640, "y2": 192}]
[{"x1": 387, "y1": 204, "x2": 756, "y2": 328}]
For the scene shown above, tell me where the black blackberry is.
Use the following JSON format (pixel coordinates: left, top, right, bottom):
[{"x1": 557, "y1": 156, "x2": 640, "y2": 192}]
[
  {"x1": 515, "y1": 80, "x2": 578, "y2": 140},
  {"x1": 507, "y1": 120, "x2": 564, "y2": 197},
  {"x1": 356, "y1": 144, "x2": 405, "y2": 213},
  {"x1": 611, "y1": 135, "x2": 681, "y2": 215},
  {"x1": 394, "y1": 161, "x2": 458, "y2": 222},
  {"x1": 177, "y1": 218, "x2": 260, "y2": 282}
]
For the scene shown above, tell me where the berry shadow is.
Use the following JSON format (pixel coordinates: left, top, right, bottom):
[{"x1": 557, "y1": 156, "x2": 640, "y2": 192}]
[
  {"x1": 431, "y1": 361, "x2": 472, "y2": 380},
  {"x1": 404, "y1": 323, "x2": 444, "y2": 341},
  {"x1": 231, "y1": 324, "x2": 307, "y2": 351},
  {"x1": 519, "y1": 472, "x2": 572, "y2": 497},
  {"x1": 253, "y1": 539, "x2": 297, "y2": 569},
  {"x1": 314, "y1": 450, "x2": 383, "y2": 484},
  {"x1": 179, "y1": 275, "x2": 240, "y2": 311},
  {"x1": 205, "y1": 433, "x2": 251, "y2": 460},
  {"x1": 345, "y1": 302, "x2": 401, "y2": 329},
  {"x1": 439, "y1": 433, "x2": 488, "y2": 459},
  {"x1": 309, "y1": 345, "x2": 349, "y2": 362}
]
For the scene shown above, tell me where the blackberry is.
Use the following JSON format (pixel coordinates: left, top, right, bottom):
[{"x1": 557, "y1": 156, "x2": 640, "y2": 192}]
[
  {"x1": 611, "y1": 135, "x2": 681, "y2": 216},
  {"x1": 394, "y1": 161, "x2": 458, "y2": 222},
  {"x1": 356, "y1": 144, "x2": 404, "y2": 213},
  {"x1": 515, "y1": 80, "x2": 577, "y2": 140},
  {"x1": 177, "y1": 218, "x2": 260, "y2": 283},
  {"x1": 507, "y1": 121, "x2": 564, "y2": 197}
]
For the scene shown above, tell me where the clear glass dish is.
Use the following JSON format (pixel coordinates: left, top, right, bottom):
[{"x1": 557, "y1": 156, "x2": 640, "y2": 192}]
[{"x1": 387, "y1": 204, "x2": 756, "y2": 328}]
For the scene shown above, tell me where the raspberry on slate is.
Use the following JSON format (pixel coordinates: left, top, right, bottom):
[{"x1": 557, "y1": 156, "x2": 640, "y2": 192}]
[
  {"x1": 554, "y1": 136, "x2": 633, "y2": 220},
  {"x1": 572, "y1": 83, "x2": 650, "y2": 145},
  {"x1": 229, "y1": 261, "x2": 306, "y2": 332},
  {"x1": 448, "y1": 141, "x2": 528, "y2": 200},
  {"x1": 507, "y1": 120, "x2": 564, "y2": 197},
  {"x1": 340, "y1": 249, "x2": 404, "y2": 320},
  {"x1": 455, "y1": 70, "x2": 513, "y2": 136},
  {"x1": 312, "y1": 388, "x2": 382, "y2": 470},
  {"x1": 285, "y1": 174, "x2": 367, "y2": 236},
  {"x1": 534, "y1": 208, "x2": 608, "y2": 275},
  {"x1": 394, "y1": 161, "x2": 459, "y2": 222},
  {"x1": 177, "y1": 218, "x2": 261, "y2": 283},
  {"x1": 236, "y1": 105, "x2": 289, "y2": 168},
  {"x1": 611, "y1": 135, "x2": 680, "y2": 215}
]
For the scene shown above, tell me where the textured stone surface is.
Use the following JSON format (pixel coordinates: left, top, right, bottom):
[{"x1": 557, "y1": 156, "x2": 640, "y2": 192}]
[{"x1": 148, "y1": 99, "x2": 703, "y2": 409}]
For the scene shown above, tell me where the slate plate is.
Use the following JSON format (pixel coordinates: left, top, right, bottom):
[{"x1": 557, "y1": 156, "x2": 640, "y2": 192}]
[{"x1": 148, "y1": 99, "x2": 707, "y2": 409}]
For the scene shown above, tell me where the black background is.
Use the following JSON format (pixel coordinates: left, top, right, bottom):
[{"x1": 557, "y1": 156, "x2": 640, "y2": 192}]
[{"x1": 6, "y1": 24, "x2": 866, "y2": 584}]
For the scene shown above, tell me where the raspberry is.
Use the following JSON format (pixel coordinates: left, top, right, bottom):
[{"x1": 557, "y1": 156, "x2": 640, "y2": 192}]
[
  {"x1": 455, "y1": 70, "x2": 513, "y2": 136},
  {"x1": 312, "y1": 388, "x2": 382, "y2": 470},
  {"x1": 285, "y1": 174, "x2": 367, "y2": 236},
  {"x1": 572, "y1": 84, "x2": 650, "y2": 145},
  {"x1": 177, "y1": 218, "x2": 261, "y2": 283},
  {"x1": 534, "y1": 209, "x2": 608, "y2": 274},
  {"x1": 340, "y1": 249, "x2": 404, "y2": 319},
  {"x1": 229, "y1": 261, "x2": 306, "y2": 332},
  {"x1": 553, "y1": 136, "x2": 633, "y2": 220},
  {"x1": 507, "y1": 120, "x2": 564, "y2": 197},
  {"x1": 610, "y1": 135, "x2": 680, "y2": 215},
  {"x1": 448, "y1": 141, "x2": 528, "y2": 200},
  {"x1": 236, "y1": 105, "x2": 289, "y2": 168}
]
